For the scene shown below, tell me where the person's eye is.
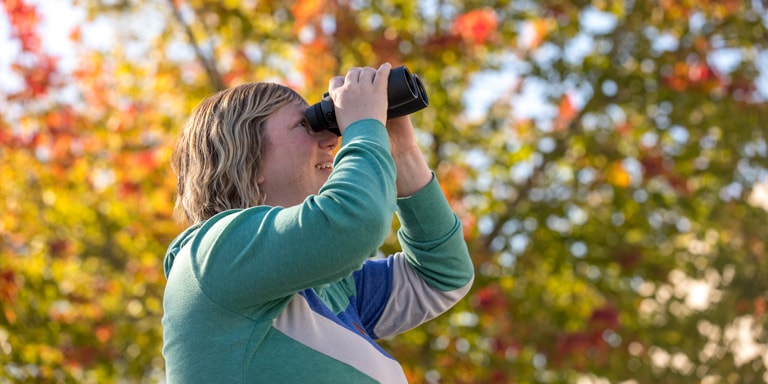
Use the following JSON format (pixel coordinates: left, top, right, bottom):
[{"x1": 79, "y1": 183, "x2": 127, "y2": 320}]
[{"x1": 300, "y1": 120, "x2": 315, "y2": 134}]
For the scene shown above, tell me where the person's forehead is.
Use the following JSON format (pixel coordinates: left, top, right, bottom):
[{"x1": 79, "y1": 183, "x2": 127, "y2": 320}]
[
  {"x1": 268, "y1": 101, "x2": 304, "y2": 126},
  {"x1": 290, "y1": 95, "x2": 308, "y2": 108},
  {"x1": 283, "y1": 100, "x2": 306, "y2": 116}
]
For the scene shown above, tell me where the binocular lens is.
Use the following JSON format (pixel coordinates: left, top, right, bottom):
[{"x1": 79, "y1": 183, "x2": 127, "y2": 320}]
[{"x1": 305, "y1": 66, "x2": 429, "y2": 136}]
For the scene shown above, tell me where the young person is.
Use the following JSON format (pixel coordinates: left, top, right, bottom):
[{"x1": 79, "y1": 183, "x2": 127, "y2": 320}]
[{"x1": 162, "y1": 63, "x2": 474, "y2": 383}]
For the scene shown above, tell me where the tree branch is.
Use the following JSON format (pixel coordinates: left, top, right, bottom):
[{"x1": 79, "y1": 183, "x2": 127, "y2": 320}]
[{"x1": 167, "y1": 0, "x2": 225, "y2": 91}]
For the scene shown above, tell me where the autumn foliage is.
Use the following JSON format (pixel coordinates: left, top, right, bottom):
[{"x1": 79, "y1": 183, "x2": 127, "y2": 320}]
[{"x1": 2, "y1": 0, "x2": 768, "y2": 382}]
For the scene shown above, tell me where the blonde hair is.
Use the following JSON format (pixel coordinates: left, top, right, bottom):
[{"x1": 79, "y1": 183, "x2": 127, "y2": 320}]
[{"x1": 172, "y1": 82, "x2": 305, "y2": 224}]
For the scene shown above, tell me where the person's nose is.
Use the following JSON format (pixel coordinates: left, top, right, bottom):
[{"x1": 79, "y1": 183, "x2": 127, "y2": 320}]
[{"x1": 317, "y1": 130, "x2": 338, "y2": 151}]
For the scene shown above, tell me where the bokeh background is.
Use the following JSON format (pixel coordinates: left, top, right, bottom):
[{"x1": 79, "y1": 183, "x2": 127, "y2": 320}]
[{"x1": 1, "y1": 0, "x2": 767, "y2": 382}]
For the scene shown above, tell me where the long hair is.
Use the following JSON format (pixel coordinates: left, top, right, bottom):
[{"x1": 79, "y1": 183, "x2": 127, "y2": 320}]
[{"x1": 172, "y1": 82, "x2": 305, "y2": 224}]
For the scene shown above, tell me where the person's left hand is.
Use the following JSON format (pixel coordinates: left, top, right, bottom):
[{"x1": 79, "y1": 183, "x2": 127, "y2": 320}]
[
  {"x1": 386, "y1": 115, "x2": 420, "y2": 158},
  {"x1": 386, "y1": 115, "x2": 432, "y2": 197}
]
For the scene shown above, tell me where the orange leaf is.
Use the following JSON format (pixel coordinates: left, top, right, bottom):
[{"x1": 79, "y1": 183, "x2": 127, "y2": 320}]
[
  {"x1": 559, "y1": 94, "x2": 578, "y2": 121},
  {"x1": 291, "y1": 0, "x2": 324, "y2": 29},
  {"x1": 523, "y1": 19, "x2": 550, "y2": 50},
  {"x1": 607, "y1": 161, "x2": 631, "y2": 188},
  {"x1": 554, "y1": 93, "x2": 578, "y2": 131},
  {"x1": 451, "y1": 8, "x2": 498, "y2": 45}
]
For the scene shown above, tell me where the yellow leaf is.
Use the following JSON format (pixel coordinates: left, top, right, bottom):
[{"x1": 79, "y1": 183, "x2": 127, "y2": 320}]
[{"x1": 607, "y1": 161, "x2": 631, "y2": 188}]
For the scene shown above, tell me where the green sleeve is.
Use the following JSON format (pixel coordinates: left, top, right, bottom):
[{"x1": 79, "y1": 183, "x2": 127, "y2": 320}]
[
  {"x1": 395, "y1": 174, "x2": 474, "y2": 291},
  {"x1": 189, "y1": 119, "x2": 397, "y2": 310}
]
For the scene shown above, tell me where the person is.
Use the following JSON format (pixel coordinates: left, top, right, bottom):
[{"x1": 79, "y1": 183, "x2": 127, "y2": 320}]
[{"x1": 162, "y1": 63, "x2": 474, "y2": 383}]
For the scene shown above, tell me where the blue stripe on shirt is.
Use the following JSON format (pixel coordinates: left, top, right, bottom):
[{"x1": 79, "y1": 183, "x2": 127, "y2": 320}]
[
  {"x1": 352, "y1": 258, "x2": 393, "y2": 339},
  {"x1": 298, "y1": 286, "x2": 393, "y2": 357}
]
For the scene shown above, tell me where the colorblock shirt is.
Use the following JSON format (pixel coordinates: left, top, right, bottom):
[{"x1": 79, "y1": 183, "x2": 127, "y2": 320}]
[{"x1": 161, "y1": 120, "x2": 474, "y2": 383}]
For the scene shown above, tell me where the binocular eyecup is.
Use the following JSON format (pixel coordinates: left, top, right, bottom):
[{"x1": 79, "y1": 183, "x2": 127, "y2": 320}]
[{"x1": 305, "y1": 66, "x2": 429, "y2": 136}]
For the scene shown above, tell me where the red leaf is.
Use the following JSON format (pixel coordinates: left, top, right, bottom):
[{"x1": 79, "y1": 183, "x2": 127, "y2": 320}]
[
  {"x1": 554, "y1": 93, "x2": 578, "y2": 131},
  {"x1": 0, "y1": 269, "x2": 19, "y2": 303},
  {"x1": 451, "y1": 8, "x2": 498, "y2": 45},
  {"x1": 2, "y1": 0, "x2": 60, "y2": 99},
  {"x1": 1, "y1": 0, "x2": 42, "y2": 51}
]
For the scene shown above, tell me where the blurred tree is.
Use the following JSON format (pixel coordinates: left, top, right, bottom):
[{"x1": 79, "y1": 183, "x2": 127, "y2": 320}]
[{"x1": 1, "y1": 0, "x2": 766, "y2": 382}]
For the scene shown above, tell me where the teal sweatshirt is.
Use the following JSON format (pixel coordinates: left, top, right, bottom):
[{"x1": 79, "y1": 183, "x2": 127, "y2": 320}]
[{"x1": 162, "y1": 119, "x2": 474, "y2": 383}]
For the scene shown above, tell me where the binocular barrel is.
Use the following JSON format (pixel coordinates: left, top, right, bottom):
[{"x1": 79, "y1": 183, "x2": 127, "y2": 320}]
[{"x1": 305, "y1": 66, "x2": 429, "y2": 136}]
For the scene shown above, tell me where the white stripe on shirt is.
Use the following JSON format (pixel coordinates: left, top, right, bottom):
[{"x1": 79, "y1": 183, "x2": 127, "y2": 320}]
[
  {"x1": 373, "y1": 253, "x2": 473, "y2": 338},
  {"x1": 273, "y1": 293, "x2": 408, "y2": 384}
]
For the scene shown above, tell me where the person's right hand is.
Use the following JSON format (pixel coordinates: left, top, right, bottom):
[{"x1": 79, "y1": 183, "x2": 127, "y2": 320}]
[{"x1": 328, "y1": 63, "x2": 391, "y2": 134}]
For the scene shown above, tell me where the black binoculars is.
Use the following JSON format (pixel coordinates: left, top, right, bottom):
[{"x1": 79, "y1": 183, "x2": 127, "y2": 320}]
[{"x1": 305, "y1": 65, "x2": 429, "y2": 136}]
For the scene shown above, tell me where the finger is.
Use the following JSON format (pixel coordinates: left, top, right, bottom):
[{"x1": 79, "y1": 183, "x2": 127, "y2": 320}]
[
  {"x1": 373, "y1": 62, "x2": 392, "y2": 89},
  {"x1": 328, "y1": 75, "x2": 344, "y2": 91},
  {"x1": 345, "y1": 67, "x2": 362, "y2": 84},
  {"x1": 328, "y1": 75, "x2": 345, "y2": 100},
  {"x1": 358, "y1": 67, "x2": 377, "y2": 84}
]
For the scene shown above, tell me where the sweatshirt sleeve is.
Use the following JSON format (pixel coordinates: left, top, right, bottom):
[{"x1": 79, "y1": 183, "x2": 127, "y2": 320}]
[
  {"x1": 395, "y1": 173, "x2": 474, "y2": 290},
  {"x1": 183, "y1": 119, "x2": 398, "y2": 310},
  {"x1": 356, "y1": 174, "x2": 475, "y2": 338}
]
